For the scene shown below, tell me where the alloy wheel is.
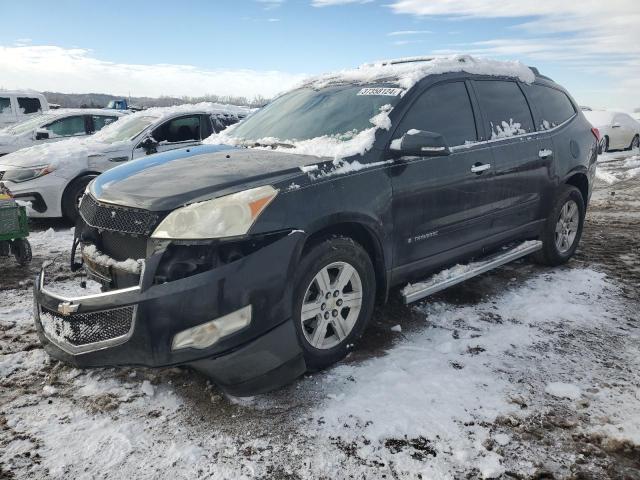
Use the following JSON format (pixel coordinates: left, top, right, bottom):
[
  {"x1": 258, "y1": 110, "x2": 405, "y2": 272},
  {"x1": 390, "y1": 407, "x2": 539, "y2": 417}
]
[
  {"x1": 300, "y1": 261, "x2": 363, "y2": 350},
  {"x1": 555, "y1": 199, "x2": 579, "y2": 254}
]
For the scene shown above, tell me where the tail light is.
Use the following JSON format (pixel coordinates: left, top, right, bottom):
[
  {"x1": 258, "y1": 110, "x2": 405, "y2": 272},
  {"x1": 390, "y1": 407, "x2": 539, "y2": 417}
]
[{"x1": 591, "y1": 127, "x2": 600, "y2": 141}]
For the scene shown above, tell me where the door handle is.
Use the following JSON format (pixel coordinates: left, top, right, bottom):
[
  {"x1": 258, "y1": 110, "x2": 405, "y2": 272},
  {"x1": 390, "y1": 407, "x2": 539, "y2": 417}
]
[
  {"x1": 470, "y1": 163, "x2": 491, "y2": 174},
  {"x1": 538, "y1": 149, "x2": 553, "y2": 158}
]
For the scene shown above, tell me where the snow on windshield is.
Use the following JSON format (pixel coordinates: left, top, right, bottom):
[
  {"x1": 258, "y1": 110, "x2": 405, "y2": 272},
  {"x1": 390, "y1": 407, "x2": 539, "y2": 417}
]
[{"x1": 207, "y1": 103, "x2": 394, "y2": 161}]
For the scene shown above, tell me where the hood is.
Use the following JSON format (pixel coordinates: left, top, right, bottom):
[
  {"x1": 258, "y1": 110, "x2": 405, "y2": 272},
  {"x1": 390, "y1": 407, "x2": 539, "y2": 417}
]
[
  {"x1": 0, "y1": 137, "x2": 124, "y2": 169},
  {"x1": 92, "y1": 144, "x2": 326, "y2": 211}
]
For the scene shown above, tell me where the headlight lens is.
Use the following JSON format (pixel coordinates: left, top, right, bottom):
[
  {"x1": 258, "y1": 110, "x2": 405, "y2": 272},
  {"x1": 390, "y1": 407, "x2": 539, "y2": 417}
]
[
  {"x1": 2, "y1": 165, "x2": 55, "y2": 183},
  {"x1": 151, "y1": 185, "x2": 278, "y2": 239}
]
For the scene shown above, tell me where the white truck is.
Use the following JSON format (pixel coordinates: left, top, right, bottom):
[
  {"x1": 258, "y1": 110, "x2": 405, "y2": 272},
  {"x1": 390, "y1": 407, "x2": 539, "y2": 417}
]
[{"x1": 0, "y1": 91, "x2": 49, "y2": 128}]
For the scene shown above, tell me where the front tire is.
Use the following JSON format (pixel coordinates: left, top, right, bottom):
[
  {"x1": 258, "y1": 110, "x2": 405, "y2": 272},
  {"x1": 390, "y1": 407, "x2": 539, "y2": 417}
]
[
  {"x1": 12, "y1": 239, "x2": 32, "y2": 265},
  {"x1": 630, "y1": 135, "x2": 639, "y2": 151},
  {"x1": 292, "y1": 236, "x2": 376, "y2": 371},
  {"x1": 600, "y1": 136, "x2": 609, "y2": 154},
  {"x1": 534, "y1": 185, "x2": 585, "y2": 266},
  {"x1": 61, "y1": 175, "x2": 95, "y2": 223}
]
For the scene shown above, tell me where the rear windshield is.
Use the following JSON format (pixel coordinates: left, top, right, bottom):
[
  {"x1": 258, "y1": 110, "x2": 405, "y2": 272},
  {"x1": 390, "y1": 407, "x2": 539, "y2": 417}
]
[{"x1": 2, "y1": 115, "x2": 49, "y2": 134}]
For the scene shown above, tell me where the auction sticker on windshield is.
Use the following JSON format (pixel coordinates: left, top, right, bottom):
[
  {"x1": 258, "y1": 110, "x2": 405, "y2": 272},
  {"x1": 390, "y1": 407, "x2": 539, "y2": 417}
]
[{"x1": 357, "y1": 87, "x2": 403, "y2": 96}]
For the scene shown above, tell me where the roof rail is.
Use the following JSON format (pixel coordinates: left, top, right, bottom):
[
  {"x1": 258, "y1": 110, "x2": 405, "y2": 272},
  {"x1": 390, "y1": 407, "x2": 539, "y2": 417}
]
[{"x1": 361, "y1": 56, "x2": 435, "y2": 68}]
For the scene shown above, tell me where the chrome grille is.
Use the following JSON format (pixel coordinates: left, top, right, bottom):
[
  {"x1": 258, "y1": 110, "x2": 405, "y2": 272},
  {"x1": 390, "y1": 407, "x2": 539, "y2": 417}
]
[
  {"x1": 39, "y1": 305, "x2": 135, "y2": 350},
  {"x1": 79, "y1": 194, "x2": 158, "y2": 236}
]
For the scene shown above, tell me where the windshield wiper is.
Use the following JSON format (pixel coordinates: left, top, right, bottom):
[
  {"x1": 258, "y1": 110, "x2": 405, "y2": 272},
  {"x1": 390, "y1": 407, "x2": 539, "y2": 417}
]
[{"x1": 251, "y1": 141, "x2": 295, "y2": 149}]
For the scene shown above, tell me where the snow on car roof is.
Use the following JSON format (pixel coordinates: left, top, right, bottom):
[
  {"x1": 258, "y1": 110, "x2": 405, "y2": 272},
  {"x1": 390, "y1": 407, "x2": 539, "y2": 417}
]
[
  {"x1": 301, "y1": 54, "x2": 536, "y2": 91},
  {"x1": 121, "y1": 102, "x2": 253, "y2": 121},
  {"x1": 583, "y1": 110, "x2": 616, "y2": 127}
]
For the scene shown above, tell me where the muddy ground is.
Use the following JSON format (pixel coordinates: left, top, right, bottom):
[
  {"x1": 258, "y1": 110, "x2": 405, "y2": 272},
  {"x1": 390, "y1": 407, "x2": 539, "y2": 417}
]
[{"x1": 1, "y1": 150, "x2": 639, "y2": 479}]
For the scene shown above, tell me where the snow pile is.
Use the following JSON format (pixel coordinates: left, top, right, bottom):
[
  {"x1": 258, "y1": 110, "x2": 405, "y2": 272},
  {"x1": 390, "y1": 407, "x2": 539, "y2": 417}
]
[
  {"x1": 545, "y1": 382, "x2": 582, "y2": 400},
  {"x1": 490, "y1": 119, "x2": 527, "y2": 140},
  {"x1": 302, "y1": 55, "x2": 535, "y2": 91},
  {"x1": 83, "y1": 244, "x2": 144, "y2": 274},
  {"x1": 305, "y1": 159, "x2": 393, "y2": 179}
]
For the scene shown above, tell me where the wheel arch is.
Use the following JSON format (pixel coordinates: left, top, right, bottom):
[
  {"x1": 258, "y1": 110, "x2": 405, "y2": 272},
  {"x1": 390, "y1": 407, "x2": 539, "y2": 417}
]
[
  {"x1": 300, "y1": 214, "x2": 389, "y2": 302},
  {"x1": 564, "y1": 171, "x2": 589, "y2": 208},
  {"x1": 60, "y1": 171, "x2": 100, "y2": 216}
]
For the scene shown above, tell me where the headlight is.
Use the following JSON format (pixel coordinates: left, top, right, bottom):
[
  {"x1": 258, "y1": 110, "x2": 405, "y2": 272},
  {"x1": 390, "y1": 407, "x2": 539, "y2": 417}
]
[
  {"x1": 2, "y1": 165, "x2": 55, "y2": 183},
  {"x1": 151, "y1": 185, "x2": 278, "y2": 239}
]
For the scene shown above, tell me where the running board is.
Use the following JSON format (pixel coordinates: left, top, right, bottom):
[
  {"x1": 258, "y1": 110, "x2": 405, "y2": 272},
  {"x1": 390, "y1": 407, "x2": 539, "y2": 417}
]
[{"x1": 401, "y1": 240, "x2": 542, "y2": 304}]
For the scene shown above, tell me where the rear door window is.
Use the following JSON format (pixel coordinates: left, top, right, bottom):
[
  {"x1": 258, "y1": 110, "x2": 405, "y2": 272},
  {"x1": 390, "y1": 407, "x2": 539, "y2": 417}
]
[
  {"x1": 523, "y1": 84, "x2": 576, "y2": 130},
  {"x1": 395, "y1": 81, "x2": 478, "y2": 147},
  {"x1": 46, "y1": 115, "x2": 87, "y2": 137},
  {"x1": 152, "y1": 115, "x2": 201, "y2": 143},
  {"x1": 0, "y1": 97, "x2": 11, "y2": 115},
  {"x1": 92, "y1": 115, "x2": 118, "y2": 132},
  {"x1": 473, "y1": 80, "x2": 534, "y2": 139},
  {"x1": 17, "y1": 97, "x2": 43, "y2": 114}
]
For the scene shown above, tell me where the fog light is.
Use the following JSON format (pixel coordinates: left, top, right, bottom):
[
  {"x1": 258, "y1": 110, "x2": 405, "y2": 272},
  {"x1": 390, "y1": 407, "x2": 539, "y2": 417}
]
[{"x1": 171, "y1": 305, "x2": 252, "y2": 351}]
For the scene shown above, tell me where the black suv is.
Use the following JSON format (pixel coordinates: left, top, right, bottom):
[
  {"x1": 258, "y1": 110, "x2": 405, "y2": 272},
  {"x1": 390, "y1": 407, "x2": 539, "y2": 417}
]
[{"x1": 35, "y1": 56, "x2": 598, "y2": 395}]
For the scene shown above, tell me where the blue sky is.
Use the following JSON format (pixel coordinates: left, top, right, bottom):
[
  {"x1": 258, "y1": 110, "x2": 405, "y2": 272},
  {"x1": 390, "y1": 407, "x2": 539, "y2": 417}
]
[{"x1": 0, "y1": 0, "x2": 638, "y2": 108}]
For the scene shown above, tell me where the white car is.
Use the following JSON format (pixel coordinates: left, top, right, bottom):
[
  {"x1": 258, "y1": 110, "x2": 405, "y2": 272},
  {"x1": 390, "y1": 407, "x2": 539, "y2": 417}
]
[
  {"x1": 583, "y1": 110, "x2": 640, "y2": 152},
  {"x1": 0, "y1": 103, "x2": 250, "y2": 221},
  {"x1": 0, "y1": 91, "x2": 50, "y2": 128},
  {"x1": 0, "y1": 109, "x2": 126, "y2": 157}
]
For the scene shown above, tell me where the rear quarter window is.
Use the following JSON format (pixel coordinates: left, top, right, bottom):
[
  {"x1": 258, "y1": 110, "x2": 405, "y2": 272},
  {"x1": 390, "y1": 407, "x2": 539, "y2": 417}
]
[
  {"x1": 17, "y1": 97, "x2": 42, "y2": 114},
  {"x1": 473, "y1": 80, "x2": 534, "y2": 139},
  {"x1": 524, "y1": 84, "x2": 576, "y2": 130}
]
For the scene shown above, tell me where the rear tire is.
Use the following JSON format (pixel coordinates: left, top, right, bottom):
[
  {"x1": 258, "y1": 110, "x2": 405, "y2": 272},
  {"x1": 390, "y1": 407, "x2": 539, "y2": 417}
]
[
  {"x1": 534, "y1": 185, "x2": 585, "y2": 266},
  {"x1": 61, "y1": 175, "x2": 95, "y2": 223},
  {"x1": 630, "y1": 135, "x2": 639, "y2": 151},
  {"x1": 600, "y1": 136, "x2": 609, "y2": 154},
  {"x1": 12, "y1": 239, "x2": 32, "y2": 265},
  {"x1": 292, "y1": 236, "x2": 376, "y2": 371}
]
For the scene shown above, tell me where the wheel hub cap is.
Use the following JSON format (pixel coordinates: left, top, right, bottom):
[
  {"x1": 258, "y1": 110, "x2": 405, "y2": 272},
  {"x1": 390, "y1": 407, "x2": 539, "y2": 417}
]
[
  {"x1": 555, "y1": 199, "x2": 579, "y2": 254},
  {"x1": 300, "y1": 261, "x2": 363, "y2": 350}
]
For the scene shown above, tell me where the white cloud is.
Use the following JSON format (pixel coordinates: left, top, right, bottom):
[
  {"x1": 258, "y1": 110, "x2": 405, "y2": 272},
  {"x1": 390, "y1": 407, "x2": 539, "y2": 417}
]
[
  {"x1": 0, "y1": 45, "x2": 307, "y2": 99},
  {"x1": 387, "y1": 30, "x2": 432, "y2": 36},
  {"x1": 256, "y1": 0, "x2": 285, "y2": 10},
  {"x1": 388, "y1": 0, "x2": 640, "y2": 108},
  {"x1": 311, "y1": 0, "x2": 373, "y2": 7}
]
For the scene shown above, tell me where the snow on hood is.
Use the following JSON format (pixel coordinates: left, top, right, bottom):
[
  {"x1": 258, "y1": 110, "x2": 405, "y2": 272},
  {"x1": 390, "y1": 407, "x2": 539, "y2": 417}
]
[
  {"x1": 205, "y1": 104, "x2": 393, "y2": 162},
  {"x1": 301, "y1": 55, "x2": 535, "y2": 91},
  {"x1": 0, "y1": 102, "x2": 252, "y2": 169}
]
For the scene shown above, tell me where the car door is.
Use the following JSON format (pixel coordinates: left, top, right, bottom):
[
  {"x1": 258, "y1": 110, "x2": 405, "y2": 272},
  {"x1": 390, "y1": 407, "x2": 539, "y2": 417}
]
[
  {"x1": 0, "y1": 96, "x2": 16, "y2": 127},
  {"x1": 471, "y1": 79, "x2": 549, "y2": 236},
  {"x1": 150, "y1": 114, "x2": 205, "y2": 154},
  {"x1": 390, "y1": 80, "x2": 498, "y2": 276},
  {"x1": 43, "y1": 115, "x2": 89, "y2": 143},
  {"x1": 89, "y1": 115, "x2": 119, "y2": 134}
]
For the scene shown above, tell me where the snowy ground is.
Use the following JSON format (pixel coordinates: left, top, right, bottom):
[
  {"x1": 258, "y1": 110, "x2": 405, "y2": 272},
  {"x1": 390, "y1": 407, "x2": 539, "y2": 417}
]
[{"x1": 1, "y1": 150, "x2": 640, "y2": 479}]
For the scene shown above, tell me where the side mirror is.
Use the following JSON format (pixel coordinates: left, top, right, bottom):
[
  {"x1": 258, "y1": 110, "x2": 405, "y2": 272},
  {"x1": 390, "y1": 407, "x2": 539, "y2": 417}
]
[
  {"x1": 389, "y1": 130, "x2": 450, "y2": 157},
  {"x1": 139, "y1": 136, "x2": 158, "y2": 154},
  {"x1": 35, "y1": 128, "x2": 50, "y2": 140}
]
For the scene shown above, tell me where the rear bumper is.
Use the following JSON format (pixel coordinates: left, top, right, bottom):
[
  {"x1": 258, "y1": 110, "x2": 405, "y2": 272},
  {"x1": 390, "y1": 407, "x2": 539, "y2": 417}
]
[{"x1": 33, "y1": 231, "x2": 307, "y2": 395}]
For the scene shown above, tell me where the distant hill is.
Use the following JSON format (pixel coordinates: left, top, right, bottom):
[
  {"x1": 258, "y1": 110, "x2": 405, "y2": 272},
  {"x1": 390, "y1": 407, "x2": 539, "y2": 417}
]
[{"x1": 43, "y1": 92, "x2": 269, "y2": 109}]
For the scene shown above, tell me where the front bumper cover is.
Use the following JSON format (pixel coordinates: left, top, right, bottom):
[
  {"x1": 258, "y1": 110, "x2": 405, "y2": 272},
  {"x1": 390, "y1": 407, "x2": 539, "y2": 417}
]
[{"x1": 33, "y1": 231, "x2": 307, "y2": 395}]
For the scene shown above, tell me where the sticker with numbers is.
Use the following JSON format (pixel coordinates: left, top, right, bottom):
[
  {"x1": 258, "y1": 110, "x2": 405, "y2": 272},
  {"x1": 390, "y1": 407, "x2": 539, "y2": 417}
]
[{"x1": 357, "y1": 87, "x2": 403, "y2": 96}]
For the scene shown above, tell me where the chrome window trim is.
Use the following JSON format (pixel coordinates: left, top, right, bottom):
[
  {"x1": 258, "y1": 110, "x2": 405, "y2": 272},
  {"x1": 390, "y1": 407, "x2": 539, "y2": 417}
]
[{"x1": 450, "y1": 113, "x2": 577, "y2": 152}]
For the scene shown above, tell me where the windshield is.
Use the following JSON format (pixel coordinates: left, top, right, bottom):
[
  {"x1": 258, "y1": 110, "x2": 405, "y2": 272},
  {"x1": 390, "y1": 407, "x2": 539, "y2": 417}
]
[
  {"x1": 230, "y1": 85, "x2": 403, "y2": 143},
  {"x1": 2, "y1": 115, "x2": 50, "y2": 135},
  {"x1": 93, "y1": 115, "x2": 157, "y2": 144}
]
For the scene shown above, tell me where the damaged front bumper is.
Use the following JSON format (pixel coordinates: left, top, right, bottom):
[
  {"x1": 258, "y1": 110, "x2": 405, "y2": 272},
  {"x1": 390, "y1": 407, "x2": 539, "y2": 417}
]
[{"x1": 33, "y1": 231, "x2": 307, "y2": 396}]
